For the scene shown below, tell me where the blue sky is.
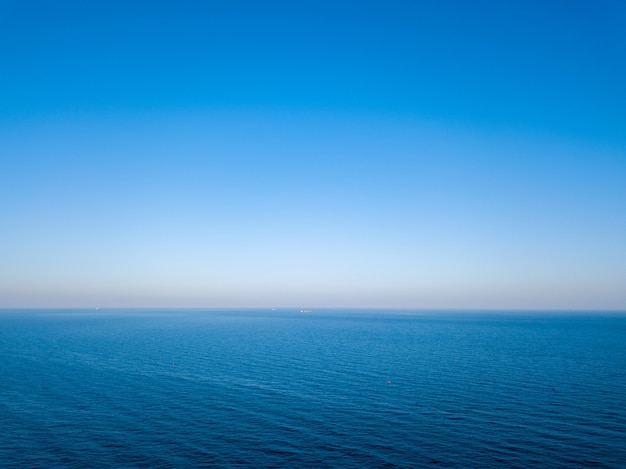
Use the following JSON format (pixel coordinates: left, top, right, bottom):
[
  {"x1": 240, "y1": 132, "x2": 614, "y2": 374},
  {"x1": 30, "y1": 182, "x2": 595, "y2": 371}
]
[{"x1": 1, "y1": 1, "x2": 625, "y2": 309}]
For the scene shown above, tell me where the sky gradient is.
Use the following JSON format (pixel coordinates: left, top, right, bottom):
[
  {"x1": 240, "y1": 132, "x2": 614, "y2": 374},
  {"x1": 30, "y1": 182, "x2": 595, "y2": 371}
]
[{"x1": 1, "y1": 1, "x2": 625, "y2": 309}]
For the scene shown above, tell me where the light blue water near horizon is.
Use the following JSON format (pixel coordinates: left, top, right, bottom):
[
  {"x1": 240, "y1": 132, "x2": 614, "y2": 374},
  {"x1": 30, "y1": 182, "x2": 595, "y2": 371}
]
[{"x1": 1, "y1": 309, "x2": 625, "y2": 467}]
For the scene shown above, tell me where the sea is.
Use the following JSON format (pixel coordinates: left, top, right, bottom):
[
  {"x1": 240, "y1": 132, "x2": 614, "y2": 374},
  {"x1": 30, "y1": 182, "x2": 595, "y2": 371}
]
[{"x1": 0, "y1": 309, "x2": 624, "y2": 468}]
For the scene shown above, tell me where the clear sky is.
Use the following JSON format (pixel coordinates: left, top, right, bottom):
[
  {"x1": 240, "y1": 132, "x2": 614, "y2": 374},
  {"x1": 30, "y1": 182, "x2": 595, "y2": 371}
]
[{"x1": 1, "y1": 1, "x2": 625, "y2": 309}]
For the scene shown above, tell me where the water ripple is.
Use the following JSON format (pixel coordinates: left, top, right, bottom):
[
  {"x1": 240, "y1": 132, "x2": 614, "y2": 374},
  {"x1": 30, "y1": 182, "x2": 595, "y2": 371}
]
[{"x1": 0, "y1": 310, "x2": 624, "y2": 467}]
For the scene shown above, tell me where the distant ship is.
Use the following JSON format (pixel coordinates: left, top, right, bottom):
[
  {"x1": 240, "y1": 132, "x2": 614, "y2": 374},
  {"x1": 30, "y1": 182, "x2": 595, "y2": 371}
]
[{"x1": 300, "y1": 309, "x2": 313, "y2": 313}]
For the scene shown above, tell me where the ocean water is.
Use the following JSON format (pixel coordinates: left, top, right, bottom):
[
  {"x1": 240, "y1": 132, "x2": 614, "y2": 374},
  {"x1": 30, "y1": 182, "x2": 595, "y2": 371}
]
[{"x1": 0, "y1": 309, "x2": 624, "y2": 468}]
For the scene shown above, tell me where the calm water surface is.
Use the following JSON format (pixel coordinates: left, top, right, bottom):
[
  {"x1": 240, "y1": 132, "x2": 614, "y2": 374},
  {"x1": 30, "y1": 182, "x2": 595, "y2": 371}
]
[{"x1": 1, "y1": 309, "x2": 624, "y2": 467}]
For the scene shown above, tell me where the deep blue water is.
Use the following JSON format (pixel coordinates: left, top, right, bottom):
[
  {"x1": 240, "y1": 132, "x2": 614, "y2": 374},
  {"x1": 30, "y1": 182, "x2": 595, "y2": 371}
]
[{"x1": 0, "y1": 309, "x2": 624, "y2": 468}]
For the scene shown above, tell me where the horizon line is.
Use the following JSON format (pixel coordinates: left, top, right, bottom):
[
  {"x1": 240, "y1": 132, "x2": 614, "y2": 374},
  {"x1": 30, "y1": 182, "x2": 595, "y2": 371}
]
[{"x1": 1, "y1": 306, "x2": 625, "y2": 313}]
